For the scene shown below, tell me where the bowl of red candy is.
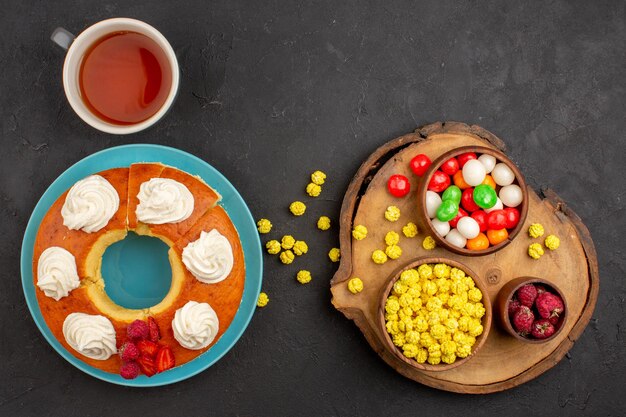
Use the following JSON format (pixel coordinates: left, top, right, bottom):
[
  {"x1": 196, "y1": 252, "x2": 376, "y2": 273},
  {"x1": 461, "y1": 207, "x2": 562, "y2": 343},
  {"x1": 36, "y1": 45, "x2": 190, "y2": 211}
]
[
  {"x1": 496, "y1": 277, "x2": 567, "y2": 343},
  {"x1": 417, "y1": 146, "x2": 528, "y2": 256}
]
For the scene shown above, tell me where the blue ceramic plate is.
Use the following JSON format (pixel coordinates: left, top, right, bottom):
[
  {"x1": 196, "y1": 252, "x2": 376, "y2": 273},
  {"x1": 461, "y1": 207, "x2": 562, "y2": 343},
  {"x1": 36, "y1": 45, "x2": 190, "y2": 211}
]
[{"x1": 20, "y1": 144, "x2": 262, "y2": 387}]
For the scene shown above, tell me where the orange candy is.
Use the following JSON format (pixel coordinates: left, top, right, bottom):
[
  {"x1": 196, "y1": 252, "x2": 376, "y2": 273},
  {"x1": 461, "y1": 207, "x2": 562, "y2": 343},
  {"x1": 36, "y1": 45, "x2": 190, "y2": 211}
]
[
  {"x1": 466, "y1": 233, "x2": 489, "y2": 250},
  {"x1": 487, "y1": 228, "x2": 509, "y2": 245},
  {"x1": 453, "y1": 171, "x2": 472, "y2": 190},
  {"x1": 482, "y1": 175, "x2": 496, "y2": 189}
]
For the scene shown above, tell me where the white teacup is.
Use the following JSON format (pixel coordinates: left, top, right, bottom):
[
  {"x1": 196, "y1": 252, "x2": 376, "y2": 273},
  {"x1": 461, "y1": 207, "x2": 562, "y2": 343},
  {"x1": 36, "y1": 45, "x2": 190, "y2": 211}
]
[{"x1": 52, "y1": 18, "x2": 180, "y2": 135}]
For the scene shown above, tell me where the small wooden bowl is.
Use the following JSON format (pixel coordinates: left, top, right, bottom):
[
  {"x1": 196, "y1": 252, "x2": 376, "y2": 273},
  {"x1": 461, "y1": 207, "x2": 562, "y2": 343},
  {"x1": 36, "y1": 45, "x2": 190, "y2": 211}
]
[
  {"x1": 418, "y1": 146, "x2": 529, "y2": 256},
  {"x1": 496, "y1": 277, "x2": 568, "y2": 343},
  {"x1": 377, "y1": 257, "x2": 492, "y2": 372}
]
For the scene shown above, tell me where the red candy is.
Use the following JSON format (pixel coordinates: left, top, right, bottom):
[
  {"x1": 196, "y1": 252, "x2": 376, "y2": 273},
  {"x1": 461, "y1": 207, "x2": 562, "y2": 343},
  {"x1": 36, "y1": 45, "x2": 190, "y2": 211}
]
[
  {"x1": 449, "y1": 207, "x2": 468, "y2": 228},
  {"x1": 461, "y1": 187, "x2": 480, "y2": 212},
  {"x1": 387, "y1": 174, "x2": 411, "y2": 197},
  {"x1": 503, "y1": 207, "x2": 521, "y2": 229},
  {"x1": 410, "y1": 154, "x2": 432, "y2": 176},
  {"x1": 457, "y1": 152, "x2": 477, "y2": 168},
  {"x1": 440, "y1": 157, "x2": 460, "y2": 176},
  {"x1": 428, "y1": 170, "x2": 451, "y2": 193},
  {"x1": 487, "y1": 209, "x2": 508, "y2": 230},
  {"x1": 471, "y1": 210, "x2": 488, "y2": 232}
]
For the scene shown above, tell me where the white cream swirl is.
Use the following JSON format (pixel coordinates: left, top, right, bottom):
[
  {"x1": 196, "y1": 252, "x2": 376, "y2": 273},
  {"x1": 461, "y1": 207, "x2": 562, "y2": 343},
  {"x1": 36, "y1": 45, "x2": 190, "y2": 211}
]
[
  {"x1": 61, "y1": 175, "x2": 119, "y2": 233},
  {"x1": 136, "y1": 178, "x2": 194, "y2": 224},
  {"x1": 36, "y1": 247, "x2": 80, "y2": 301},
  {"x1": 62, "y1": 313, "x2": 117, "y2": 360},
  {"x1": 182, "y1": 229, "x2": 234, "y2": 284},
  {"x1": 172, "y1": 301, "x2": 219, "y2": 350}
]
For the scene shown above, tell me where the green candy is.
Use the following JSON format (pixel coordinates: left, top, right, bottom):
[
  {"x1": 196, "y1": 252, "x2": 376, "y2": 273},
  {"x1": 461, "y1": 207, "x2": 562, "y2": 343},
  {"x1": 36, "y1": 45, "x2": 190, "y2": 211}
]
[
  {"x1": 441, "y1": 185, "x2": 462, "y2": 204},
  {"x1": 473, "y1": 184, "x2": 498, "y2": 209},
  {"x1": 436, "y1": 199, "x2": 459, "y2": 222}
]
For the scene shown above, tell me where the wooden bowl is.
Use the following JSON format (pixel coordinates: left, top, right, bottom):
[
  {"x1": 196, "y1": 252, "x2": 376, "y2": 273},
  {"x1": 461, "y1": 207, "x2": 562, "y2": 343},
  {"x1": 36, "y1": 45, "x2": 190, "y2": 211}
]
[
  {"x1": 418, "y1": 146, "x2": 529, "y2": 256},
  {"x1": 377, "y1": 257, "x2": 492, "y2": 372},
  {"x1": 496, "y1": 277, "x2": 568, "y2": 343}
]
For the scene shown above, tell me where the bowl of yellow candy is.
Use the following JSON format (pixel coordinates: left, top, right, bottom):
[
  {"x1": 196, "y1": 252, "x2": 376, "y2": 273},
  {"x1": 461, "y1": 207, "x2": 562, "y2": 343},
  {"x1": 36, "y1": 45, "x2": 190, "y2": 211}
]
[{"x1": 378, "y1": 258, "x2": 492, "y2": 371}]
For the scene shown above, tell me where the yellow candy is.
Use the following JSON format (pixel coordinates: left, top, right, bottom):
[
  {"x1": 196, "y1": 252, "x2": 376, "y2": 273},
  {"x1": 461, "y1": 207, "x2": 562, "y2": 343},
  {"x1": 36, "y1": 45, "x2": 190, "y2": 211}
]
[
  {"x1": 415, "y1": 348, "x2": 429, "y2": 363},
  {"x1": 444, "y1": 318, "x2": 459, "y2": 333},
  {"x1": 281, "y1": 235, "x2": 295, "y2": 250},
  {"x1": 450, "y1": 267, "x2": 466, "y2": 280},
  {"x1": 414, "y1": 316, "x2": 429, "y2": 332},
  {"x1": 441, "y1": 340, "x2": 457, "y2": 355},
  {"x1": 433, "y1": 263, "x2": 450, "y2": 279},
  {"x1": 348, "y1": 277, "x2": 364, "y2": 294},
  {"x1": 306, "y1": 182, "x2": 321, "y2": 197},
  {"x1": 422, "y1": 236, "x2": 436, "y2": 250},
  {"x1": 545, "y1": 234, "x2": 560, "y2": 250},
  {"x1": 385, "y1": 245, "x2": 402, "y2": 260},
  {"x1": 458, "y1": 316, "x2": 471, "y2": 333},
  {"x1": 423, "y1": 281, "x2": 437, "y2": 296},
  {"x1": 441, "y1": 354, "x2": 457, "y2": 364},
  {"x1": 385, "y1": 231, "x2": 400, "y2": 246},
  {"x1": 296, "y1": 270, "x2": 312, "y2": 284},
  {"x1": 402, "y1": 343, "x2": 419, "y2": 358},
  {"x1": 385, "y1": 298, "x2": 400, "y2": 314},
  {"x1": 352, "y1": 224, "x2": 368, "y2": 240},
  {"x1": 405, "y1": 330, "x2": 420, "y2": 345},
  {"x1": 372, "y1": 249, "x2": 388, "y2": 264},
  {"x1": 317, "y1": 216, "x2": 331, "y2": 230},
  {"x1": 456, "y1": 344, "x2": 472, "y2": 358},
  {"x1": 426, "y1": 297, "x2": 443, "y2": 312},
  {"x1": 386, "y1": 320, "x2": 399, "y2": 335},
  {"x1": 392, "y1": 281, "x2": 408, "y2": 295},
  {"x1": 256, "y1": 218, "x2": 272, "y2": 234},
  {"x1": 280, "y1": 250, "x2": 295, "y2": 264},
  {"x1": 384, "y1": 205, "x2": 401, "y2": 222},
  {"x1": 266, "y1": 240, "x2": 281, "y2": 255},
  {"x1": 528, "y1": 223, "x2": 545, "y2": 238},
  {"x1": 430, "y1": 324, "x2": 447, "y2": 340},
  {"x1": 392, "y1": 333, "x2": 406, "y2": 347},
  {"x1": 400, "y1": 269, "x2": 419, "y2": 286},
  {"x1": 293, "y1": 240, "x2": 308, "y2": 256},
  {"x1": 402, "y1": 222, "x2": 418, "y2": 238},
  {"x1": 311, "y1": 170, "x2": 326, "y2": 185},
  {"x1": 417, "y1": 264, "x2": 433, "y2": 280},
  {"x1": 289, "y1": 201, "x2": 306, "y2": 216},
  {"x1": 257, "y1": 292, "x2": 269, "y2": 307},
  {"x1": 328, "y1": 247, "x2": 341, "y2": 262},
  {"x1": 528, "y1": 243, "x2": 544, "y2": 259},
  {"x1": 468, "y1": 287, "x2": 483, "y2": 302},
  {"x1": 398, "y1": 293, "x2": 413, "y2": 308}
]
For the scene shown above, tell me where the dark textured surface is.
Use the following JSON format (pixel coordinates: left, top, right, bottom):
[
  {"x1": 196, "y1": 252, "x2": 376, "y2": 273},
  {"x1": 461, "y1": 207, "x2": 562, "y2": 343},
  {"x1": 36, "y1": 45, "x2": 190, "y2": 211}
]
[{"x1": 1, "y1": 0, "x2": 625, "y2": 415}]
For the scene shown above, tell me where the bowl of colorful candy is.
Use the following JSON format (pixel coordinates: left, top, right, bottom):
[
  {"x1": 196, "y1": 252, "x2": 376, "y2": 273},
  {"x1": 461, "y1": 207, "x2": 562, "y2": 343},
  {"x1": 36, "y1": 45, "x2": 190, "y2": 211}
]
[
  {"x1": 418, "y1": 146, "x2": 528, "y2": 255},
  {"x1": 378, "y1": 258, "x2": 492, "y2": 371},
  {"x1": 496, "y1": 277, "x2": 567, "y2": 343}
]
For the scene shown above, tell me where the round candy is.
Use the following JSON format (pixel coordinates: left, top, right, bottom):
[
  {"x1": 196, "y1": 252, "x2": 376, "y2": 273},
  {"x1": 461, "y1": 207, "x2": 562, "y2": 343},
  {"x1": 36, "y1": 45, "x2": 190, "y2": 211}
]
[
  {"x1": 449, "y1": 207, "x2": 468, "y2": 228},
  {"x1": 487, "y1": 228, "x2": 509, "y2": 245},
  {"x1": 387, "y1": 174, "x2": 411, "y2": 197},
  {"x1": 410, "y1": 154, "x2": 431, "y2": 176},
  {"x1": 436, "y1": 199, "x2": 459, "y2": 222},
  {"x1": 431, "y1": 218, "x2": 451, "y2": 237},
  {"x1": 466, "y1": 233, "x2": 489, "y2": 251},
  {"x1": 484, "y1": 197, "x2": 503, "y2": 213},
  {"x1": 487, "y1": 209, "x2": 508, "y2": 230},
  {"x1": 492, "y1": 162, "x2": 515, "y2": 186},
  {"x1": 473, "y1": 184, "x2": 498, "y2": 209},
  {"x1": 425, "y1": 190, "x2": 442, "y2": 219},
  {"x1": 445, "y1": 229, "x2": 467, "y2": 248},
  {"x1": 471, "y1": 210, "x2": 488, "y2": 232},
  {"x1": 478, "y1": 154, "x2": 496, "y2": 173},
  {"x1": 462, "y1": 159, "x2": 487, "y2": 187},
  {"x1": 457, "y1": 152, "x2": 477, "y2": 168},
  {"x1": 453, "y1": 171, "x2": 471, "y2": 190},
  {"x1": 440, "y1": 157, "x2": 460, "y2": 176},
  {"x1": 499, "y1": 184, "x2": 523, "y2": 208},
  {"x1": 481, "y1": 175, "x2": 496, "y2": 189},
  {"x1": 441, "y1": 185, "x2": 462, "y2": 204},
  {"x1": 503, "y1": 207, "x2": 521, "y2": 229},
  {"x1": 461, "y1": 188, "x2": 480, "y2": 212},
  {"x1": 456, "y1": 216, "x2": 480, "y2": 240},
  {"x1": 428, "y1": 170, "x2": 451, "y2": 193}
]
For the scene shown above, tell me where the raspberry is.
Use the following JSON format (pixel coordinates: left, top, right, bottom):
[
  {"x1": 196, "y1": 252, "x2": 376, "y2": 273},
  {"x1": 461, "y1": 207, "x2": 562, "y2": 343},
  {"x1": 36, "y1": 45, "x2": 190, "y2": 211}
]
[
  {"x1": 119, "y1": 341, "x2": 139, "y2": 362},
  {"x1": 120, "y1": 361, "x2": 140, "y2": 380},
  {"x1": 531, "y1": 318, "x2": 556, "y2": 339},
  {"x1": 508, "y1": 299, "x2": 522, "y2": 316},
  {"x1": 512, "y1": 305, "x2": 534, "y2": 336},
  {"x1": 516, "y1": 284, "x2": 538, "y2": 308},
  {"x1": 127, "y1": 320, "x2": 149, "y2": 340},
  {"x1": 148, "y1": 317, "x2": 160, "y2": 342},
  {"x1": 536, "y1": 292, "x2": 565, "y2": 319}
]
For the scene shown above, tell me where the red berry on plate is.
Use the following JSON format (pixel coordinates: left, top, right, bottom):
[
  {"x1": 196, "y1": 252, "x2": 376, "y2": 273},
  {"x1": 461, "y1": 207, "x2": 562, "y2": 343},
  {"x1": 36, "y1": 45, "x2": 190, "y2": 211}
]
[
  {"x1": 387, "y1": 174, "x2": 411, "y2": 197},
  {"x1": 531, "y1": 318, "x2": 556, "y2": 339},
  {"x1": 440, "y1": 157, "x2": 460, "y2": 176},
  {"x1": 137, "y1": 355, "x2": 157, "y2": 377},
  {"x1": 457, "y1": 152, "x2": 477, "y2": 168},
  {"x1": 156, "y1": 346, "x2": 176, "y2": 373},
  {"x1": 120, "y1": 361, "x2": 141, "y2": 380},
  {"x1": 127, "y1": 319, "x2": 149, "y2": 341},
  {"x1": 148, "y1": 317, "x2": 160, "y2": 342},
  {"x1": 428, "y1": 171, "x2": 451, "y2": 193},
  {"x1": 136, "y1": 340, "x2": 160, "y2": 358},
  {"x1": 410, "y1": 154, "x2": 431, "y2": 176},
  {"x1": 449, "y1": 207, "x2": 468, "y2": 228},
  {"x1": 119, "y1": 341, "x2": 140, "y2": 362},
  {"x1": 512, "y1": 305, "x2": 534, "y2": 336},
  {"x1": 470, "y1": 210, "x2": 488, "y2": 232},
  {"x1": 535, "y1": 292, "x2": 565, "y2": 319},
  {"x1": 461, "y1": 187, "x2": 480, "y2": 212},
  {"x1": 503, "y1": 207, "x2": 520, "y2": 229},
  {"x1": 487, "y1": 209, "x2": 508, "y2": 230},
  {"x1": 516, "y1": 284, "x2": 538, "y2": 308}
]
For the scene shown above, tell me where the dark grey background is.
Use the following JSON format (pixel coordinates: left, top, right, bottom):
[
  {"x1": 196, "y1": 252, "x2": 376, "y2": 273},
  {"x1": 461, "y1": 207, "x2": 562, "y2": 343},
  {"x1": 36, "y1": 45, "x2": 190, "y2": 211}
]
[{"x1": 1, "y1": 0, "x2": 624, "y2": 416}]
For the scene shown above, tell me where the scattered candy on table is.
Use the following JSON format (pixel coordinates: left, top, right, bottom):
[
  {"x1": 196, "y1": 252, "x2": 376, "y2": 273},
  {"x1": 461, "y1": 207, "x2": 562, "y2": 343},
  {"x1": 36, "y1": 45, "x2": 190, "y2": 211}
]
[
  {"x1": 293, "y1": 240, "x2": 308, "y2": 256},
  {"x1": 280, "y1": 250, "x2": 295, "y2": 264},
  {"x1": 317, "y1": 216, "x2": 331, "y2": 230},
  {"x1": 281, "y1": 235, "x2": 295, "y2": 250},
  {"x1": 306, "y1": 182, "x2": 321, "y2": 197},
  {"x1": 257, "y1": 292, "x2": 269, "y2": 307},
  {"x1": 385, "y1": 244, "x2": 402, "y2": 259},
  {"x1": 372, "y1": 249, "x2": 388, "y2": 264},
  {"x1": 296, "y1": 270, "x2": 312, "y2": 284},
  {"x1": 289, "y1": 201, "x2": 306, "y2": 216},
  {"x1": 348, "y1": 277, "x2": 364, "y2": 294},
  {"x1": 384, "y1": 205, "x2": 401, "y2": 222},
  {"x1": 528, "y1": 223, "x2": 545, "y2": 238},
  {"x1": 402, "y1": 222, "x2": 418, "y2": 237},
  {"x1": 387, "y1": 174, "x2": 411, "y2": 197},
  {"x1": 266, "y1": 240, "x2": 281, "y2": 254},
  {"x1": 422, "y1": 236, "x2": 437, "y2": 250},
  {"x1": 352, "y1": 224, "x2": 368, "y2": 240},
  {"x1": 256, "y1": 218, "x2": 272, "y2": 234},
  {"x1": 545, "y1": 234, "x2": 560, "y2": 250},
  {"x1": 328, "y1": 247, "x2": 341, "y2": 262},
  {"x1": 311, "y1": 170, "x2": 326, "y2": 185},
  {"x1": 528, "y1": 243, "x2": 544, "y2": 259},
  {"x1": 385, "y1": 231, "x2": 399, "y2": 246}
]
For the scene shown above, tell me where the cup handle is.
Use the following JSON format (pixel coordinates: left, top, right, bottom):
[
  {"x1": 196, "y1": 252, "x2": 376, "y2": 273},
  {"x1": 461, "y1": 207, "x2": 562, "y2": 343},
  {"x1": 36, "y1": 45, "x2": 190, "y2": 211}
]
[{"x1": 51, "y1": 27, "x2": 75, "y2": 50}]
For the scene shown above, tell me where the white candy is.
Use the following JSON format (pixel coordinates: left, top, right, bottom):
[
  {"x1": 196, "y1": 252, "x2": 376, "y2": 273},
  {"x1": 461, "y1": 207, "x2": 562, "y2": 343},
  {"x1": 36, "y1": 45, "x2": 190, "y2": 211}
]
[
  {"x1": 499, "y1": 184, "x2": 523, "y2": 208},
  {"x1": 478, "y1": 154, "x2": 496, "y2": 173},
  {"x1": 445, "y1": 229, "x2": 467, "y2": 248},
  {"x1": 431, "y1": 218, "x2": 451, "y2": 237},
  {"x1": 492, "y1": 163, "x2": 515, "y2": 186},
  {"x1": 456, "y1": 216, "x2": 480, "y2": 239},
  {"x1": 462, "y1": 159, "x2": 486, "y2": 187},
  {"x1": 425, "y1": 191, "x2": 442, "y2": 219},
  {"x1": 484, "y1": 197, "x2": 503, "y2": 213}
]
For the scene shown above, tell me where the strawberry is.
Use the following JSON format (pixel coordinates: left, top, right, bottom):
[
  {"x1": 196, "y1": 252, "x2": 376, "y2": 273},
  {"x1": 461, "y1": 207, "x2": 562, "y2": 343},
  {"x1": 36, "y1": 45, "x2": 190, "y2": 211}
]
[
  {"x1": 136, "y1": 339, "x2": 159, "y2": 358},
  {"x1": 156, "y1": 346, "x2": 175, "y2": 373},
  {"x1": 119, "y1": 341, "x2": 140, "y2": 362},
  {"x1": 127, "y1": 320, "x2": 149, "y2": 340},
  {"x1": 535, "y1": 292, "x2": 565, "y2": 319},
  {"x1": 516, "y1": 284, "x2": 538, "y2": 308},
  {"x1": 148, "y1": 317, "x2": 161, "y2": 342},
  {"x1": 531, "y1": 318, "x2": 556, "y2": 339},
  {"x1": 512, "y1": 305, "x2": 534, "y2": 336},
  {"x1": 137, "y1": 355, "x2": 157, "y2": 377},
  {"x1": 120, "y1": 361, "x2": 140, "y2": 379},
  {"x1": 508, "y1": 298, "x2": 522, "y2": 316}
]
